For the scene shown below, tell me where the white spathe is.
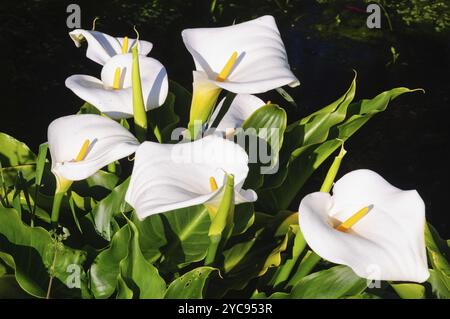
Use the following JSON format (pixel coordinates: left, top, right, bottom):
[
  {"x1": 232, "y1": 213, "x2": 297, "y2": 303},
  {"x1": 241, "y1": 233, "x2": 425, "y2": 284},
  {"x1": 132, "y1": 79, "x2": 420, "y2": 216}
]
[
  {"x1": 125, "y1": 135, "x2": 257, "y2": 220},
  {"x1": 65, "y1": 53, "x2": 168, "y2": 119},
  {"x1": 208, "y1": 94, "x2": 266, "y2": 132},
  {"x1": 48, "y1": 114, "x2": 139, "y2": 183},
  {"x1": 182, "y1": 15, "x2": 300, "y2": 94},
  {"x1": 298, "y1": 169, "x2": 429, "y2": 283},
  {"x1": 69, "y1": 29, "x2": 153, "y2": 65}
]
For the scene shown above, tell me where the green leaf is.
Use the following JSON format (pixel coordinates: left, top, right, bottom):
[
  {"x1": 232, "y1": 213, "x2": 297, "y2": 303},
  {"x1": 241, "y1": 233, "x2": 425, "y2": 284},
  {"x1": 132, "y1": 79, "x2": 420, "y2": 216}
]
[
  {"x1": 240, "y1": 104, "x2": 287, "y2": 189},
  {"x1": 425, "y1": 223, "x2": 450, "y2": 276},
  {"x1": 90, "y1": 225, "x2": 129, "y2": 299},
  {"x1": 290, "y1": 266, "x2": 367, "y2": 299},
  {"x1": 88, "y1": 178, "x2": 131, "y2": 241},
  {"x1": 133, "y1": 204, "x2": 211, "y2": 271},
  {"x1": 90, "y1": 219, "x2": 166, "y2": 299},
  {"x1": 260, "y1": 86, "x2": 420, "y2": 212},
  {"x1": 428, "y1": 269, "x2": 450, "y2": 299},
  {"x1": 119, "y1": 218, "x2": 166, "y2": 299},
  {"x1": 0, "y1": 207, "x2": 88, "y2": 298},
  {"x1": 164, "y1": 267, "x2": 218, "y2": 299},
  {"x1": 0, "y1": 133, "x2": 36, "y2": 188}
]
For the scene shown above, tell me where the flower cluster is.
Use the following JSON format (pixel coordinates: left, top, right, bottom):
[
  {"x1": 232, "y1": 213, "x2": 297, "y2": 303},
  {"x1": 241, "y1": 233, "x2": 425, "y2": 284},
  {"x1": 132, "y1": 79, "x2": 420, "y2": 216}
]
[{"x1": 44, "y1": 15, "x2": 429, "y2": 293}]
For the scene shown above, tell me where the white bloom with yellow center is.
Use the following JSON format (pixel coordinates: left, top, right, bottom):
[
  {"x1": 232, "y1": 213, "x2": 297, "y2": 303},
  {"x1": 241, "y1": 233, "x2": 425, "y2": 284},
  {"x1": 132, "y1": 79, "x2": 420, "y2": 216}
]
[
  {"x1": 298, "y1": 169, "x2": 429, "y2": 283},
  {"x1": 69, "y1": 29, "x2": 153, "y2": 65},
  {"x1": 182, "y1": 15, "x2": 299, "y2": 127},
  {"x1": 65, "y1": 53, "x2": 168, "y2": 119},
  {"x1": 48, "y1": 114, "x2": 140, "y2": 190},
  {"x1": 125, "y1": 135, "x2": 257, "y2": 220}
]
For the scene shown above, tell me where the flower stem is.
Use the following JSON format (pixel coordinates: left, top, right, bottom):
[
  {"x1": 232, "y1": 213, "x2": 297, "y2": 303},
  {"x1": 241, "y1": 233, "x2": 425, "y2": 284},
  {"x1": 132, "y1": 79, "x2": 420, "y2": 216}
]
[
  {"x1": 46, "y1": 242, "x2": 58, "y2": 299},
  {"x1": 205, "y1": 234, "x2": 221, "y2": 266},
  {"x1": 51, "y1": 192, "x2": 64, "y2": 227}
]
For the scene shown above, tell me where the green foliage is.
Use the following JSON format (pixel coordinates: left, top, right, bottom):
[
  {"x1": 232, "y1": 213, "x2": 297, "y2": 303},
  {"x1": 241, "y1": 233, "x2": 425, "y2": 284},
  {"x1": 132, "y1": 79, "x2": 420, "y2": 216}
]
[
  {"x1": 290, "y1": 266, "x2": 367, "y2": 299},
  {"x1": 0, "y1": 75, "x2": 447, "y2": 299},
  {"x1": 164, "y1": 267, "x2": 218, "y2": 298}
]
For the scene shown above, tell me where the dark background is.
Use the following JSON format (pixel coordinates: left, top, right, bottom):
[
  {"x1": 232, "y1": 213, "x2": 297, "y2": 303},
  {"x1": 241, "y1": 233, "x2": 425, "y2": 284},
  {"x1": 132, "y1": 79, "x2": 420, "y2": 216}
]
[{"x1": 1, "y1": 0, "x2": 449, "y2": 237}]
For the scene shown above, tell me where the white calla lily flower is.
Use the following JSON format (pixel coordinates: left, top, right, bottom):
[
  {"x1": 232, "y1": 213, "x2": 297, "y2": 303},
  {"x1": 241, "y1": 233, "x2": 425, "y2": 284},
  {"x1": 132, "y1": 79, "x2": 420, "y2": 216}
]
[
  {"x1": 48, "y1": 114, "x2": 140, "y2": 189},
  {"x1": 66, "y1": 53, "x2": 168, "y2": 119},
  {"x1": 69, "y1": 29, "x2": 153, "y2": 65},
  {"x1": 182, "y1": 15, "x2": 299, "y2": 127},
  {"x1": 125, "y1": 135, "x2": 257, "y2": 220},
  {"x1": 298, "y1": 169, "x2": 429, "y2": 283},
  {"x1": 208, "y1": 94, "x2": 266, "y2": 135}
]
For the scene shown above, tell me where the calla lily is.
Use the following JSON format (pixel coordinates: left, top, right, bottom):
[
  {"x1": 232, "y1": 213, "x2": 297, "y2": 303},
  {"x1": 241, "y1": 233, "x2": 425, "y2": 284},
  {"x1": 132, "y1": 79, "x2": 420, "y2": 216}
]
[
  {"x1": 65, "y1": 53, "x2": 168, "y2": 119},
  {"x1": 208, "y1": 94, "x2": 266, "y2": 135},
  {"x1": 298, "y1": 169, "x2": 429, "y2": 283},
  {"x1": 48, "y1": 114, "x2": 140, "y2": 191},
  {"x1": 125, "y1": 135, "x2": 257, "y2": 220},
  {"x1": 69, "y1": 29, "x2": 153, "y2": 65},
  {"x1": 182, "y1": 15, "x2": 299, "y2": 127}
]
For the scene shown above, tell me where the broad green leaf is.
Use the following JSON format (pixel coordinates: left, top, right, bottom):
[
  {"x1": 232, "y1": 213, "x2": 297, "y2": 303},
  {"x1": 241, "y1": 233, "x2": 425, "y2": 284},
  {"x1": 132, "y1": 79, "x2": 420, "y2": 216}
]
[
  {"x1": 119, "y1": 218, "x2": 166, "y2": 299},
  {"x1": 88, "y1": 178, "x2": 131, "y2": 241},
  {"x1": 290, "y1": 265, "x2": 367, "y2": 299},
  {"x1": 164, "y1": 267, "x2": 218, "y2": 299},
  {"x1": 0, "y1": 207, "x2": 88, "y2": 298},
  {"x1": 90, "y1": 225, "x2": 129, "y2": 299},
  {"x1": 428, "y1": 269, "x2": 450, "y2": 299},
  {"x1": 0, "y1": 133, "x2": 36, "y2": 187},
  {"x1": 133, "y1": 204, "x2": 211, "y2": 271},
  {"x1": 240, "y1": 104, "x2": 287, "y2": 189},
  {"x1": 90, "y1": 219, "x2": 166, "y2": 299},
  {"x1": 260, "y1": 86, "x2": 420, "y2": 212}
]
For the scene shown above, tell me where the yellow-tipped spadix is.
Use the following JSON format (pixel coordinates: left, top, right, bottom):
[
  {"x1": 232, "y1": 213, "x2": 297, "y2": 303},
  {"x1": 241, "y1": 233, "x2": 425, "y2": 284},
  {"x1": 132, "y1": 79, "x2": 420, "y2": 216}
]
[
  {"x1": 216, "y1": 51, "x2": 238, "y2": 82},
  {"x1": 113, "y1": 67, "x2": 121, "y2": 89},
  {"x1": 336, "y1": 205, "x2": 373, "y2": 232},
  {"x1": 210, "y1": 177, "x2": 218, "y2": 191},
  {"x1": 122, "y1": 36, "x2": 129, "y2": 54},
  {"x1": 75, "y1": 139, "x2": 90, "y2": 162}
]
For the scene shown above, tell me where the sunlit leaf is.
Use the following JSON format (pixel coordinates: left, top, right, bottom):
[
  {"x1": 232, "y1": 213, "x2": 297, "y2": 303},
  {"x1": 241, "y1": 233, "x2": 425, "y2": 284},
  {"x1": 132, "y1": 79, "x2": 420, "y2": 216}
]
[{"x1": 290, "y1": 265, "x2": 367, "y2": 299}]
